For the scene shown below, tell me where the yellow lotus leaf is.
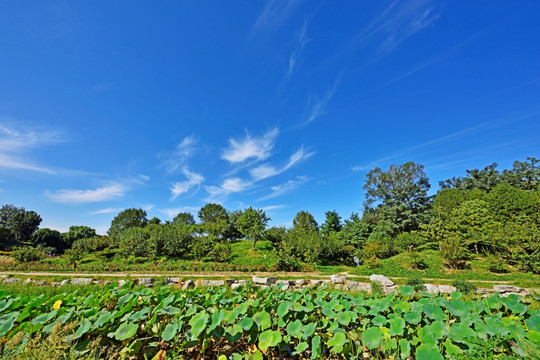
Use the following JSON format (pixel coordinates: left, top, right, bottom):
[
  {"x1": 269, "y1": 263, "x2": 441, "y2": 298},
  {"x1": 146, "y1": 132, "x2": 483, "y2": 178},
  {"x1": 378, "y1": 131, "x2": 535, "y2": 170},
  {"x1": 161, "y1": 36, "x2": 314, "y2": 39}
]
[{"x1": 53, "y1": 300, "x2": 62, "y2": 309}]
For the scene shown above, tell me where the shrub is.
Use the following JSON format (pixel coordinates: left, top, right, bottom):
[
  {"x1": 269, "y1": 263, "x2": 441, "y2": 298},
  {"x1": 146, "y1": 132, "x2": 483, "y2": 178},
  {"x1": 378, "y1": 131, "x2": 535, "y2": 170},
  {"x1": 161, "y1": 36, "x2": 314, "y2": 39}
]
[
  {"x1": 73, "y1": 236, "x2": 113, "y2": 253},
  {"x1": 275, "y1": 242, "x2": 303, "y2": 271},
  {"x1": 409, "y1": 252, "x2": 427, "y2": 270},
  {"x1": 406, "y1": 277, "x2": 425, "y2": 291},
  {"x1": 11, "y1": 246, "x2": 45, "y2": 262},
  {"x1": 118, "y1": 227, "x2": 149, "y2": 257},
  {"x1": 370, "y1": 280, "x2": 383, "y2": 295},
  {"x1": 64, "y1": 248, "x2": 84, "y2": 269},
  {"x1": 282, "y1": 229, "x2": 322, "y2": 264},
  {"x1": 262, "y1": 226, "x2": 287, "y2": 247},
  {"x1": 319, "y1": 232, "x2": 347, "y2": 261},
  {"x1": 396, "y1": 232, "x2": 426, "y2": 251},
  {"x1": 452, "y1": 279, "x2": 476, "y2": 294},
  {"x1": 190, "y1": 236, "x2": 215, "y2": 260},
  {"x1": 365, "y1": 257, "x2": 381, "y2": 269},
  {"x1": 210, "y1": 242, "x2": 232, "y2": 262},
  {"x1": 440, "y1": 236, "x2": 468, "y2": 269},
  {"x1": 485, "y1": 254, "x2": 507, "y2": 273}
]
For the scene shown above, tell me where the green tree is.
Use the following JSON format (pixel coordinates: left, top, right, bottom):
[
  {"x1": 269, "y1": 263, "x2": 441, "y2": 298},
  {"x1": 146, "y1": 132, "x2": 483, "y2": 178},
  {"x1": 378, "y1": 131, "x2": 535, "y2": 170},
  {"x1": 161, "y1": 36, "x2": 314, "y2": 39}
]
[
  {"x1": 148, "y1": 217, "x2": 161, "y2": 225},
  {"x1": 31, "y1": 228, "x2": 64, "y2": 252},
  {"x1": 321, "y1": 210, "x2": 342, "y2": 236},
  {"x1": 63, "y1": 225, "x2": 97, "y2": 248},
  {"x1": 292, "y1": 211, "x2": 319, "y2": 233},
  {"x1": 198, "y1": 203, "x2": 229, "y2": 237},
  {"x1": 501, "y1": 157, "x2": 540, "y2": 190},
  {"x1": 0, "y1": 226, "x2": 15, "y2": 250},
  {"x1": 363, "y1": 162, "x2": 432, "y2": 234},
  {"x1": 339, "y1": 216, "x2": 372, "y2": 247},
  {"x1": 108, "y1": 208, "x2": 148, "y2": 241},
  {"x1": 0, "y1": 204, "x2": 42, "y2": 244},
  {"x1": 173, "y1": 212, "x2": 196, "y2": 226},
  {"x1": 236, "y1": 207, "x2": 269, "y2": 250}
]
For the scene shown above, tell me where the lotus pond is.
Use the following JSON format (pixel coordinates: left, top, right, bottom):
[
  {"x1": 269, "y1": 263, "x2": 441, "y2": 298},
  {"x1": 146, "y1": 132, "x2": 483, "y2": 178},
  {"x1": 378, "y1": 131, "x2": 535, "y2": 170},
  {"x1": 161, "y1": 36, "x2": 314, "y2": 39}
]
[{"x1": 0, "y1": 283, "x2": 539, "y2": 359}]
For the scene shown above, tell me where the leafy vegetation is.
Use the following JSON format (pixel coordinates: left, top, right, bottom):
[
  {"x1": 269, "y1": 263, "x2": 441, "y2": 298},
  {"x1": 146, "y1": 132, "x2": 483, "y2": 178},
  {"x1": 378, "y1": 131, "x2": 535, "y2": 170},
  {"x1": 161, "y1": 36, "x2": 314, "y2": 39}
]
[{"x1": 0, "y1": 283, "x2": 539, "y2": 359}]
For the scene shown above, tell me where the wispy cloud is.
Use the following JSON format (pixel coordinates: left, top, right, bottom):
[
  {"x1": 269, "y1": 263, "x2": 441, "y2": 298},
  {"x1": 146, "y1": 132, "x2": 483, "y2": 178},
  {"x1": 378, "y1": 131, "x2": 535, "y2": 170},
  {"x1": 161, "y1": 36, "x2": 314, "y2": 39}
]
[
  {"x1": 285, "y1": 18, "x2": 311, "y2": 80},
  {"x1": 0, "y1": 122, "x2": 66, "y2": 174},
  {"x1": 251, "y1": 146, "x2": 314, "y2": 180},
  {"x1": 89, "y1": 208, "x2": 122, "y2": 215},
  {"x1": 261, "y1": 204, "x2": 287, "y2": 212},
  {"x1": 221, "y1": 128, "x2": 279, "y2": 164},
  {"x1": 301, "y1": 82, "x2": 338, "y2": 126},
  {"x1": 250, "y1": 0, "x2": 301, "y2": 38},
  {"x1": 45, "y1": 183, "x2": 129, "y2": 204},
  {"x1": 356, "y1": 0, "x2": 438, "y2": 56},
  {"x1": 170, "y1": 167, "x2": 205, "y2": 200},
  {"x1": 259, "y1": 176, "x2": 309, "y2": 200},
  {"x1": 161, "y1": 136, "x2": 197, "y2": 174},
  {"x1": 204, "y1": 177, "x2": 254, "y2": 203},
  {"x1": 159, "y1": 206, "x2": 199, "y2": 219}
]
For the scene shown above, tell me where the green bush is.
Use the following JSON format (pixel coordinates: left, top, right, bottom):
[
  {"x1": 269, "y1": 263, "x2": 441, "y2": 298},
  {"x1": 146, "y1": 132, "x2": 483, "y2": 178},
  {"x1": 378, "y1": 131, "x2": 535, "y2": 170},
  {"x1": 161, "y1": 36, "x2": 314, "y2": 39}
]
[
  {"x1": 406, "y1": 277, "x2": 425, "y2": 291},
  {"x1": 275, "y1": 242, "x2": 303, "y2": 271},
  {"x1": 262, "y1": 226, "x2": 287, "y2": 247},
  {"x1": 440, "y1": 236, "x2": 469, "y2": 269},
  {"x1": 370, "y1": 280, "x2": 383, "y2": 295},
  {"x1": 190, "y1": 236, "x2": 215, "y2": 261},
  {"x1": 11, "y1": 246, "x2": 45, "y2": 262},
  {"x1": 396, "y1": 232, "x2": 426, "y2": 251},
  {"x1": 282, "y1": 229, "x2": 322, "y2": 264},
  {"x1": 452, "y1": 279, "x2": 476, "y2": 294},
  {"x1": 72, "y1": 236, "x2": 113, "y2": 253},
  {"x1": 485, "y1": 254, "x2": 507, "y2": 273},
  {"x1": 118, "y1": 227, "x2": 148, "y2": 257},
  {"x1": 409, "y1": 251, "x2": 427, "y2": 270},
  {"x1": 210, "y1": 242, "x2": 232, "y2": 262}
]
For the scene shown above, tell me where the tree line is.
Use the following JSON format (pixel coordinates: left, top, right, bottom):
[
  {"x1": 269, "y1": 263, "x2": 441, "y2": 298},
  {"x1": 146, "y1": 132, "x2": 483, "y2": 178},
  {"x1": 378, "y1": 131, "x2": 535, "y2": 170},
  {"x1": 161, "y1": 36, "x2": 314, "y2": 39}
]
[{"x1": 1, "y1": 157, "x2": 538, "y2": 272}]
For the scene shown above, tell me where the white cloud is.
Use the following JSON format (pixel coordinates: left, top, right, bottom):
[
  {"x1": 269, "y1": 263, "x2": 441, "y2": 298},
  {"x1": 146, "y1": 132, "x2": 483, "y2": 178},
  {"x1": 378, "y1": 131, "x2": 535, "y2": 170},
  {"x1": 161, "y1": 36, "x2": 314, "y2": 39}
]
[
  {"x1": 302, "y1": 82, "x2": 338, "y2": 125},
  {"x1": 89, "y1": 208, "x2": 122, "y2": 215},
  {"x1": 259, "y1": 176, "x2": 309, "y2": 200},
  {"x1": 221, "y1": 177, "x2": 252, "y2": 193},
  {"x1": 251, "y1": 0, "x2": 301, "y2": 37},
  {"x1": 0, "y1": 122, "x2": 66, "y2": 174},
  {"x1": 261, "y1": 204, "x2": 286, "y2": 212},
  {"x1": 250, "y1": 146, "x2": 314, "y2": 180},
  {"x1": 161, "y1": 136, "x2": 197, "y2": 174},
  {"x1": 45, "y1": 183, "x2": 128, "y2": 204},
  {"x1": 285, "y1": 18, "x2": 311, "y2": 80},
  {"x1": 159, "y1": 206, "x2": 199, "y2": 219},
  {"x1": 170, "y1": 167, "x2": 205, "y2": 200},
  {"x1": 221, "y1": 128, "x2": 279, "y2": 163}
]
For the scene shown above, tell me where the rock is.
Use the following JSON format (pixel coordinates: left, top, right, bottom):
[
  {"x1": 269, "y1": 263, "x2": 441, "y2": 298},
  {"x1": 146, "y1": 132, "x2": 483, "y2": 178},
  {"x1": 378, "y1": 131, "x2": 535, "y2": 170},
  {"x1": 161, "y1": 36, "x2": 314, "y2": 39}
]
[
  {"x1": 295, "y1": 279, "x2": 309, "y2": 287},
  {"x1": 71, "y1": 278, "x2": 93, "y2": 285},
  {"x1": 0, "y1": 275, "x2": 6, "y2": 278},
  {"x1": 280, "y1": 284, "x2": 290, "y2": 291},
  {"x1": 225, "y1": 279, "x2": 235, "y2": 286},
  {"x1": 34, "y1": 280, "x2": 48, "y2": 286},
  {"x1": 252, "y1": 276, "x2": 277, "y2": 285},
  {"x1": 104, "y1": 281, "x2": 114, "y2": 286},
  {"x1": 60, "y1": 279, "x2": 70, "y2": 286},
  {"x1": 309, "y1": 280, "x2": 324, "y2": 286},
  {"x1": 277, "y1": 280, "x2": 295, "y2": 287},
  {"x1": 117, "y1": 280, "x2": 127, "y2": 287},
  {"x1": 24, "y1": 279, "x2": 32, "y2": 284},
  {"x1": 356, "y1": 283, "x2": 372, "y2": 292},
  {"x1": 369, "y1": 274, "x2": 394, "y2": 286},
  {"x1": 182, "y1": 280, "x2": 195, "y2": 290},
  {"x1": 238, "y1": 280, "x2": 249, "y2": 284},
  {"x1": 3, "y1": 277, "x2": 21, "y2": 284},
  {"x1": 331, "y1": 275, "x2": 347, "y2": 284},
  {"x1": 423, "y1": 284, "x2": 439, "y2": 294},
  {"x1": 437, "y1": 285, "x2": 457, "y2": 294},
  {"x1": 383, "y1": 285, "x2": 399, "y2": 294},
  {"x1": 50, "y1": 282, "x2": 61, "y2": 286},
  {"x1": 493, "y1": 285, "x2": 528, "y2": 296},
  {"x1": 201, "y1": 280, "x2": 225, "y2": 287},
  {"x1": 136, "y1": 278, "x2": 154, "y2": 286},
  {"x1": 231, "y1": 283, "x2": 244, "y2": 290},
  {"x1": 92, "y1": 280, "x2": 101, "y2": 285},
  {"x1": 165, "y1": 277, "x2": 181, "y2": 285}
]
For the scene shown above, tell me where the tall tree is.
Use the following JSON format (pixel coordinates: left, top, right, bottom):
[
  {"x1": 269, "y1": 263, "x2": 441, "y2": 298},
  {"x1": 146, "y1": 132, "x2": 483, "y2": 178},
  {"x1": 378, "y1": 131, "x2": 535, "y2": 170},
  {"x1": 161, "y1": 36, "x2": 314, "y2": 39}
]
[
  {"x1": 237, "y1": 207, "x2": 269, "y2": 250},
  {"x1": 173, "y1": 212, "x2": 196, "y2": 226},
  {"x1": 292, "y1": 211, "x2": 319, "y2": 233},
  {"x1": 363, "y1": 162, "x2": 431, "y2": 234},
  {"x1": 108, "y1": 208, "x2": 148, "y2": 241},
  {"x1": 321, "y1": 210, "x2": 342, "y2": 236},
  {"x1": 63, "y1": 226, "x2": 97, "y2": 247},
  {"x1": 439, "y1": 163, "x2": 501, "y2": 192},
  {"x1": 0, "y1": 204, "x2": 42, "y2": 244},
  {"x1": 198, "y1": 203, "x2": 229, "y2": 237}
]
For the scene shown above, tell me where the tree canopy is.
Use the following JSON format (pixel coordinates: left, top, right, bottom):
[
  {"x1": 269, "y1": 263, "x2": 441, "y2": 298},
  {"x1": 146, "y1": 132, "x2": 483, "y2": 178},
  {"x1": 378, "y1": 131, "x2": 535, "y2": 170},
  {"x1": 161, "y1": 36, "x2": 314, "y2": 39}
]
[
  {"x1": 237, "y1": 207, "x2": 269, "y2": 249},
  {"x1": 0, "y1": 204, "x2": 42, "y2": 244},
  {"x1": 108, "y1": 208, "x2": 148, "y2": 241}
]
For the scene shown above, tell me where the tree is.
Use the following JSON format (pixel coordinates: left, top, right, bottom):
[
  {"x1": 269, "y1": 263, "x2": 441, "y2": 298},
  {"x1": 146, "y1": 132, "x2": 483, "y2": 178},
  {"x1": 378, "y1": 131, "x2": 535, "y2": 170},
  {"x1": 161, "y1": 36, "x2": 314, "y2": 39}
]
[
  {"x1": 198, "y1": 203, "x2": 229, "y2": 237},
  {"x1": 339, "y1": 216, "x2": 372, "y2": 248},
  {"x1": 236, "y1": 207, "x2": 269, "y2": 250},
  {"x1": 148, "y1": 217, "x2": 161, "y2": 225},
  {"x1": 0, "y1": 226, "x2": 15, "y2": 250},
  {"x1": 363, "y1": 162, "x2": 432, "y2": 234},
  {"x1": 439, "y1": 163, "x2": 501, "y2": 192},
  {"x1": 173, "y1": 212, "x2": 196, "y2": 226},
  {"x1": 108, "y1": 208, "x2": 148, "y2": 241},
  {"x1": 321, "y1": 210, "x2": 342, "y2": 236},
  {"x1": 0, "y1": 204, "x2": 42, "y2": 244},
  {"x1": 31, "y1": 228, "x2": 64, "y2": 252},
  {"x1": 292, "y1": 211, "x2": 319, "y2": 233},
  {"x1": 63, "y1": 225, "x2": 97, "y2": 248},
  {"x1": 501, "y1": 157, "x2": 540, "y2": 191}
]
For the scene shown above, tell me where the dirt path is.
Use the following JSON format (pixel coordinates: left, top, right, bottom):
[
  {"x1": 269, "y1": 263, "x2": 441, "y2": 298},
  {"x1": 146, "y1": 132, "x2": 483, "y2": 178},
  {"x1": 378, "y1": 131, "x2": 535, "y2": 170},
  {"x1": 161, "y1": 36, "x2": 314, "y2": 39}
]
[{"x1": 0, "y1": 271, "x2": 527, "y2": 285}]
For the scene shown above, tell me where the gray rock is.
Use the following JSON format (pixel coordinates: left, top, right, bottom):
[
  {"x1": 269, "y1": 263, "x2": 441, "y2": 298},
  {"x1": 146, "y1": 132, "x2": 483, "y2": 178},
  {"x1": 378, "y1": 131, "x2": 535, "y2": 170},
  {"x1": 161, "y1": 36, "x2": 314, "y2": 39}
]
[
  {"x1": 295, "y1": 279, "x2": 309, "y2": 287},
  {"x1": 34, "y1": 280, "x2": 48, "y2": 286},
  {"x1": 165, "y1": 277, "x2": 181, "y2": 285},
  {"x1": 50, "y1": 282, "x2": 61, "y2": 287},
  {"x1": 238, "y1": 280, "x2": 249, "y2": 284},
  {"x1": 356, "y1": 283, "x2": 372, "y2": 292},
  {"x1": 252, "y1": 276, "x2": 277, "y2": 285},
  {"x1": 423, "y1": 284, "x2": 439, "y2": 294},
  {"x1": 117, "y1": 280, "x2": 127, "y2": 287},
  {"x1": 225, "y1": 279, "x2": 235, "y2": 286},
  {"x1": 280, "y1": 284, "x2": 290, "y2": 291},
  {"x1": 104, "y1": 281, "x2": 115, "y2": 286},
  {"x1": 437, "y1": 285, "x2": 457, "y2": 294},
  {"x1": 201, "y1": 280, "x2": 225, "y2": 287},
  {"x1": 383, "y1": 285, "x2": 398, "y2": 294},
  {"x1": 92, "y1": 280, "x2": 101, "y2": 285},
  {"x1": 0, "y1": 275, "x2": 6, "y2": 278},
  {"x1": 71, "y1": 278, "x2": 93, "y2": 285},
  {"x1": 24, "y1": 278, "x2": 32, "y2": 284},
  {"x1": 231, "y1": 283, "x2": 244, "y2": 290},
  {"x1": 331, "y1": 275, "x2": 347, "y2": 284},
  {"x1": 369, "y1": 274, "x2": 394, "y2": 286},
  {"x1": 182, "y1": 280, "x2": 195, "y2": 290},
  {"x1": 493, "y1": 285, "x2": 528, "y2": 295},
  {"x1": 60, "y1": 279, "x2": 70, "y2": 286},
  {"x1": 136, "y1": 278, "x2": 154, "y2": 286},
  {"x1": 3, "y1": 277, "x2": 21, "y2": 284},
  {"x1": 309, "y1": 280, "x2": 324, "y2": 286}
]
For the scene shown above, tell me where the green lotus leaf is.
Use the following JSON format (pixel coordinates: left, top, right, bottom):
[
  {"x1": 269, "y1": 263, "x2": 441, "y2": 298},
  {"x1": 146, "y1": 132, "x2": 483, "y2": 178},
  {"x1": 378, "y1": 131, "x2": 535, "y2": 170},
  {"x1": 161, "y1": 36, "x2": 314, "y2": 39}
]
[
  {"x1": 113, "y1": 322, "x2": 138, "y2": 341},
  {"x1": 189, "y1": 311, "x2": 209, "y2": 338},
  {"x1": 258, "y1": 329, "x2": 281, "y2": 351},
  {"x1": 363, "y1": 327, "x2": 383, "y2": 349},
  {"x1": 286, "y1": 319, "x2": 302, "y2": 337},
  {"x1": 327, "y1": 332, "x2": 346, "y2": 353},
  {"x1": 415, "y1": 343, "x2": 443, "y2": 360}
]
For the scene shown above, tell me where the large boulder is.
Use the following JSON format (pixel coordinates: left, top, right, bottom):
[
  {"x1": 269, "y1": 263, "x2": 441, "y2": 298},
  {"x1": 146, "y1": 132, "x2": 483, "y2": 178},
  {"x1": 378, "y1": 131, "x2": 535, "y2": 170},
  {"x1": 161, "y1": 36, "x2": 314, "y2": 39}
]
[
  {"x1": 331, "y1": 275, "x2": 347, "y2": 284},
  {"x1": 136, "y1": 278, "x2": 154, "y2": 286},
  {"x1": 201, "y1": 280, "x2": 225, "y2": 287},
  {"x1": 493, "y1": 285, "x2": 528, "y2": 296},
  {"x1": 369, "y1": 274, "x2": 394, "y2": 286},
  {"x1": 165, "y1": 277, "x2": 181, "y2": 285},
  {"x1": 437, "y1": 285, "x2": 457, "y2": 294},
  {"x1": 71, "y1": 278, "x2": 93, "y2": 285},
  {"x1": 252, "y1": 276, "x2": 277, "y2": 285},
  {"x1": 423, "y1": 284, "x2": 439, "y2": 294},
  {"x1": 182, "y1": 280, "x2": 195, "y2": 290},
  {"x1": 3, "y1": 277, "x2": 21, "y2": 284}
]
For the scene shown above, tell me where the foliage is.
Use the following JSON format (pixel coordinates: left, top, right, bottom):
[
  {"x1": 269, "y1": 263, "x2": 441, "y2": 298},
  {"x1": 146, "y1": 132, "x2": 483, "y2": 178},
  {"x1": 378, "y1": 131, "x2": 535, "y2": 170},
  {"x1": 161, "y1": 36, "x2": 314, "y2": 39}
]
[
  {"x1": 405, "y1": 277, "x2": 425, "y2": 291},
  {"x1": 282, "y1": 228, "x2": 322, "y2": 264},
  {"x1": 118, "y1": 226, "x2": 149, "y2": 257},
  {"x1": 236, "y1": 207, "x2": 269, "y2": 249},
  {"x1": 198, "y1": 203, "x2": 229, "y2": 237},
  {"x1": 190, "y1": 236, "x2": 216, "y2": 261},
  {"x1": 0, "y1": 226, "x2": 15, "y2": 251},
  {"x1": 321, "y1": 210, "x2": 342, "y2": 236},
  {"x1": 30, "y1": 228, "x2": 64, "y2": 252},
  {"x1": 339, "y1": 216, "x2": 372, "y2": 248},
  {"x1": 451, "y1": 279, "x2": 477, "y2": 294},
  {"x1": 108, "y1": 208, "x2": 148, "y2": 242},
  {"x1": 210, "y1": 242, "x2": 232, "y2": 262},
  {"x1": 0, "y1": 204, "x2": 42, "y2": 244},
  {"x1": 72, "y1": 236, "x2": 113, "y2": 253},
  {"x1": 262, "y1": 226, "x2": 287, "y2": 247},
  {"x1": 173, "y1": 212, "x2": 195, "y2": 226},
  {"x1": 363, "y1": 162, "x2": 432, "y2": 234},
  {"x1": 11, "y1": 246, "x2": 46, "y2": 262},
  {"x1": 292, "y1": 210, "x2": 319, "y2": 233},
  {"x1": 485, "y1": 254, "x2": 507, "y2": 273},
  {"x1": 64, "y1": 248, "x2": 84, "y2": 269},
  {"x1": 440, "y1": 235, "x2": 469, "y2": 269}
]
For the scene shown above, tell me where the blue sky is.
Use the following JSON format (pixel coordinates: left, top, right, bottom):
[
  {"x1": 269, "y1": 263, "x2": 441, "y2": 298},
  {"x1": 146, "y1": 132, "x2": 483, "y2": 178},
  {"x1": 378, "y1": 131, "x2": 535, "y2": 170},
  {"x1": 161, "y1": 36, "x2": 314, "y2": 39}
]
[{"x1": 1, "y1": 1, "x2": 539, "y2": 234}]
